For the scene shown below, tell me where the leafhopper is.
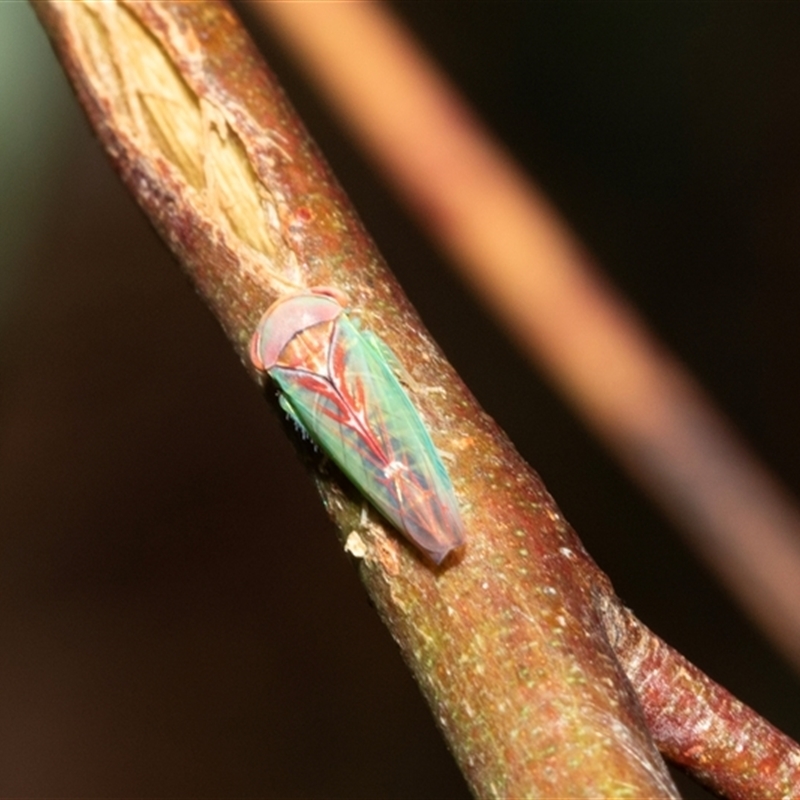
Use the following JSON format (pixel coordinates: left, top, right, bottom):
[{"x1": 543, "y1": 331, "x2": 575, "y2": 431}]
[{"x1": 250, "y1": 289, "x2": 465, "y2": 564}]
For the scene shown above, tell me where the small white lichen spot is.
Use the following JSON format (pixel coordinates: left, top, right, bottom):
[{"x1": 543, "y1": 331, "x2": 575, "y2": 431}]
[{"x1": 344, "y1": 531, "x2": 367, "y2": 559}]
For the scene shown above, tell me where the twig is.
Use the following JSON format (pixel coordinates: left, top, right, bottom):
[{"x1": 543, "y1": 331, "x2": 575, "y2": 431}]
[
  {"x1": 602, "y1": 600, "x2": 800, "y2": 800},
  {"x1": 31, "y1": 0, "x2": 678, "y2": 797}
]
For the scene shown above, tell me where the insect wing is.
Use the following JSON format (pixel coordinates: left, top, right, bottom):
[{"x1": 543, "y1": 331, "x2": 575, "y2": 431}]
[{"x1": 271, "y1": 313, "x2": 464, "y2": 563}]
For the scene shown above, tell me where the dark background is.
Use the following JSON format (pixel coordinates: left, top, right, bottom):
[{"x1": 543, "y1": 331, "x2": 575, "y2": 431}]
[{"x1": 2, "y1": 2, "x2": 800, "y2": 797}]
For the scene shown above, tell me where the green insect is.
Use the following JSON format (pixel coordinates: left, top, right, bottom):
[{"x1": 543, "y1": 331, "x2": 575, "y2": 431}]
[{"x1": 250, "y1": 288, "x2": 465, "y2": 564}]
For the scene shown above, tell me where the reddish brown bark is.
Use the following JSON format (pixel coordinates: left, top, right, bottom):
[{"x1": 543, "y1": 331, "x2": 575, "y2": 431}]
[{"x1": 602, "y1": 600, "x2": 800, "y2": 800}]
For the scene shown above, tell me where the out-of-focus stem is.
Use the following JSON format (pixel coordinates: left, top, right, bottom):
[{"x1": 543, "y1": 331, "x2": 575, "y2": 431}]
[{"x1": 252, "y1": 0, "x2": 800, "y2": 673}]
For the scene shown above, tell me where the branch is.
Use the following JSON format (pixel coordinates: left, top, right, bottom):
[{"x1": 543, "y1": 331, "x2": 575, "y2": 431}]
[{"x1": 31, "y1": 0, "x2": 678, "y2": 796}]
